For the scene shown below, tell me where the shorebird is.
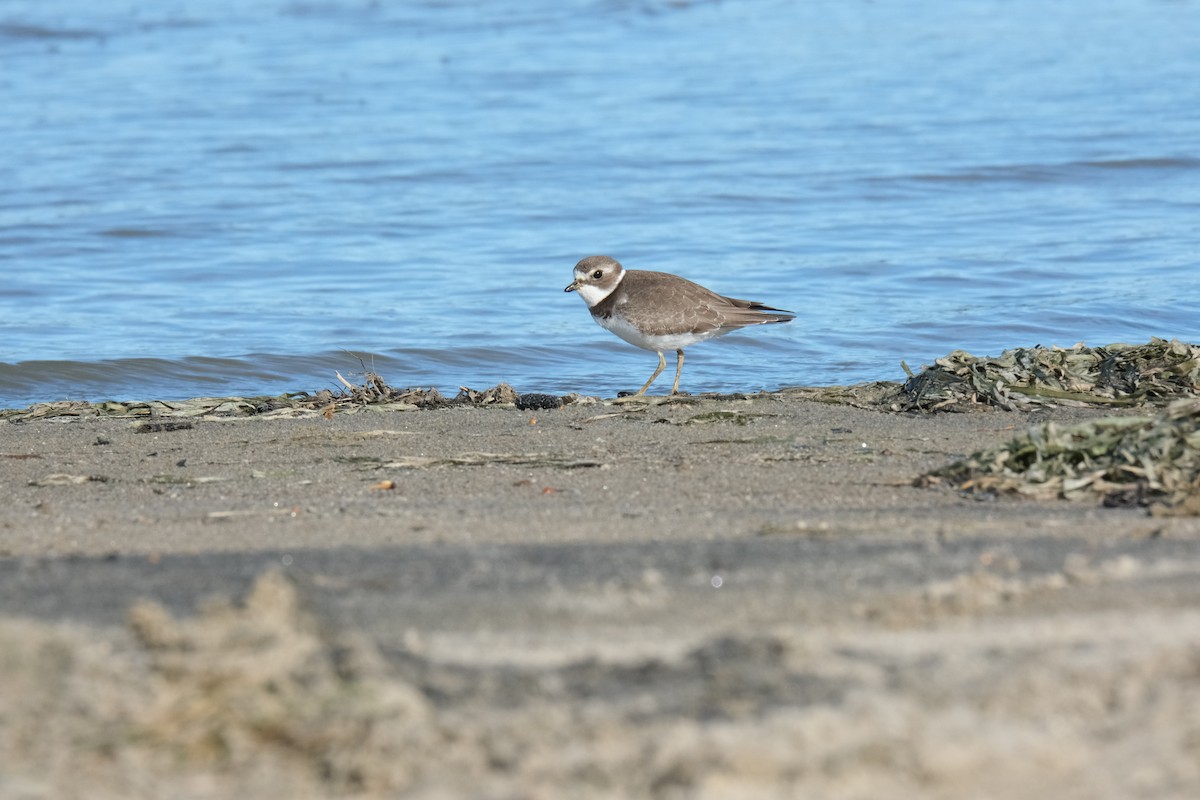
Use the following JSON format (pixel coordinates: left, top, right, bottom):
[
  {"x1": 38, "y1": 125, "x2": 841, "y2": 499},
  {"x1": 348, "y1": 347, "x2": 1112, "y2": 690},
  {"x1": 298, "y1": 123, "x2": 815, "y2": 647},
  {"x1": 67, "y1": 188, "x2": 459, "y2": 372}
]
[{"x1": 564, "y1": 255, "x2": 794, "y2": 396}]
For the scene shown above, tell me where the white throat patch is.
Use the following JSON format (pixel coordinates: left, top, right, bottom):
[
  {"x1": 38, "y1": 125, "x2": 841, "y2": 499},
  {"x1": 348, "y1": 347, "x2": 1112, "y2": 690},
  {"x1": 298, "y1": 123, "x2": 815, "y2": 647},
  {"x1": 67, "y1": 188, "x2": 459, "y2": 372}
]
[{"x1": 574, "y1": 268, "x2": 624, "y2": 308}]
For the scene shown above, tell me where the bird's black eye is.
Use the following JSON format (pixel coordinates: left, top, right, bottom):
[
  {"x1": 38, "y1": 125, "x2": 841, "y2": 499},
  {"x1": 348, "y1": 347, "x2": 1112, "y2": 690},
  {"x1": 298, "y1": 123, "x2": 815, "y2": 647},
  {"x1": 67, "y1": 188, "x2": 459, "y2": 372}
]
[{"x1": 592, "y1": 270, "x2": 603, "y2": 280}]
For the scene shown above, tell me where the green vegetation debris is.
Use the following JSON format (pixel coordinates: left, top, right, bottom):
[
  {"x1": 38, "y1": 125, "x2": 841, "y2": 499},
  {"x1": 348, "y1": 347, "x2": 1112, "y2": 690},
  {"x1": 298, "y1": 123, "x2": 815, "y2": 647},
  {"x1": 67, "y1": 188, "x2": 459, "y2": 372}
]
[
  {"x1": 921, "y1": 398, "x2": 1200, "y2": 515},
  {"x1": 893, "y1": 338, "x2": 1200, "y2": 412}
]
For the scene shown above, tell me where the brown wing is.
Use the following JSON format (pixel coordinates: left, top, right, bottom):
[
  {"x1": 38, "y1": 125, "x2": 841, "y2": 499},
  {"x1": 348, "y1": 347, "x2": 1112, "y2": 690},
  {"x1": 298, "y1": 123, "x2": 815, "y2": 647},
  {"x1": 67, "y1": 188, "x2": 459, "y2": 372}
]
[{"x1": 617, "y1": 270, "x2": 794, "y2": 336}]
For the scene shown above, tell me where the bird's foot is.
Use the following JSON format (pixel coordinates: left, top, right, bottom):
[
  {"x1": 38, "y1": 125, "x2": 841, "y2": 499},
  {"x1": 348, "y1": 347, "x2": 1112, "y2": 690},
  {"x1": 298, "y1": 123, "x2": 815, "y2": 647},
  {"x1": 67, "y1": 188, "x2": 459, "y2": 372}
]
[{"x1": 611, "y1": 392, "x2": 653, "y2": 405}]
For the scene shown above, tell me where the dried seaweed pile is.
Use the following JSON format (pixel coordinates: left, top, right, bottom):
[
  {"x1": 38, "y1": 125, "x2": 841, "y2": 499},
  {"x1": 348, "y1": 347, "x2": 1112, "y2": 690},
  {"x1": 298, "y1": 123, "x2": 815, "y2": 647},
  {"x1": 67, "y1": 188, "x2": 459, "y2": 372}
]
[
  {"x1": 0, "y1": 373, "x2": 536, "y2": 423},
  {"x1": 895, "y1": 338, "x2": 1200, "y2": 412},
  {"x1": 333, "y1": 371, "x2": 520, "y2": 409},
  {"x1": 922, "y1": 398, "x2": 1200, "y2": 515}
]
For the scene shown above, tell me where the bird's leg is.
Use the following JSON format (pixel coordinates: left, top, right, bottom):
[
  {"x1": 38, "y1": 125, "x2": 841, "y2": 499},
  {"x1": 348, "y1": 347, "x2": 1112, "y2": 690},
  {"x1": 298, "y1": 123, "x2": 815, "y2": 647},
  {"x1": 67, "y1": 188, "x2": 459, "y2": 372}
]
[
  {"x1": 631, "y1": 350, "x2": 667, "y2": 397},
  {"x1": 611, "y1": 351, "x2": 667, "y2": 403},
  {"x1": 669, "y1": 348, "x2": 685, "y2": 395}
]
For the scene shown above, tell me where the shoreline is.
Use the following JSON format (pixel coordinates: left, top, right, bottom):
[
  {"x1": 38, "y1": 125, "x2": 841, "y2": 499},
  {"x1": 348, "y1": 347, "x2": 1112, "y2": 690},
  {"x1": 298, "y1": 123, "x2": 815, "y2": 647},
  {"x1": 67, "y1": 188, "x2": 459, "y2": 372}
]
[{"x1": 5, "y1": 385, "x2": 1191, "y2": 556}]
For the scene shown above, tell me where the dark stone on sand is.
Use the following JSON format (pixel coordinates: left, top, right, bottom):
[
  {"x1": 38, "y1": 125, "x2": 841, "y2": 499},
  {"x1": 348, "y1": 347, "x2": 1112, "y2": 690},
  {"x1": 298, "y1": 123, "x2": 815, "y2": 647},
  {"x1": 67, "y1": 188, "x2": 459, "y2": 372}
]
[{"x1": 515, "y1": 393, "x2": 564, "y2": 411}]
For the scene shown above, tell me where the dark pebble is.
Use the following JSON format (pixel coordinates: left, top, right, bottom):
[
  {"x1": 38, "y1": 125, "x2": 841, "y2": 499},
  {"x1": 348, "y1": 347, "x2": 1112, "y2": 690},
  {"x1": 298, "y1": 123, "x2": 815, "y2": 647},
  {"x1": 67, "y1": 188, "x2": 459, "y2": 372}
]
[{"x1": 515, "y1": 393, "x2": 564, "y2": 411}]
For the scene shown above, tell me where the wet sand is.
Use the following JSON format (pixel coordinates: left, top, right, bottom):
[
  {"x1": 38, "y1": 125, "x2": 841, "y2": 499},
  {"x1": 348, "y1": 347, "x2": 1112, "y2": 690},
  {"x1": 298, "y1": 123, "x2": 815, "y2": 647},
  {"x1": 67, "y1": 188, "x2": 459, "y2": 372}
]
[{"x1": 2, "y1": 390, "x2": 1198, "y2": 798}]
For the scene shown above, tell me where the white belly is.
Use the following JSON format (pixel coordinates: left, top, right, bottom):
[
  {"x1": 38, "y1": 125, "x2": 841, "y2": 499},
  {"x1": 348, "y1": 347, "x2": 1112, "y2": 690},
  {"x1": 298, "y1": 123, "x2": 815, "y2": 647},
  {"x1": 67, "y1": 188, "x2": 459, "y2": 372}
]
[{"x1": 596, "y1": 312, "x2": 721, "y2": 353}]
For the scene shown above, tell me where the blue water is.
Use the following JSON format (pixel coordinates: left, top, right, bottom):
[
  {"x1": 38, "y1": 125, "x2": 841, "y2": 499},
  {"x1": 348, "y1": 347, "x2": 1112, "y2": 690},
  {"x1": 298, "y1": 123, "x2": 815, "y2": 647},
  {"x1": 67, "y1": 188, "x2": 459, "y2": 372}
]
[{"x1": 2, "y1": 0, "x2": 1198, "y2": 407}]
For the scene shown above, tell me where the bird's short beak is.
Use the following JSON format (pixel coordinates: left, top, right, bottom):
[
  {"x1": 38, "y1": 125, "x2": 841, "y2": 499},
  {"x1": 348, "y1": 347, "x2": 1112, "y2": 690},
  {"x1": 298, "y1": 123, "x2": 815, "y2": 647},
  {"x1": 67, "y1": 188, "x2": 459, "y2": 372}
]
[{"x1": 564, "y1": 281, "x2": 578, "y2": 293}]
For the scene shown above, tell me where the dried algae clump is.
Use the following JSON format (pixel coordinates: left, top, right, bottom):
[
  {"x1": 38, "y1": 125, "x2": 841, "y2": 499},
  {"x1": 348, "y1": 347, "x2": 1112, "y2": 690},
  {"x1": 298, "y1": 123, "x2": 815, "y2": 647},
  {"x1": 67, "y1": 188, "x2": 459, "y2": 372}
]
[
  {"x1": 895, "y1": 338, "x2": 1200, "y2": 412},
  {"x1": 923, "y1": 398, "x2": 1200, "y2": 515},
  {"x1": 0, "y1": 373, "x2": 533, "y2": 422}
]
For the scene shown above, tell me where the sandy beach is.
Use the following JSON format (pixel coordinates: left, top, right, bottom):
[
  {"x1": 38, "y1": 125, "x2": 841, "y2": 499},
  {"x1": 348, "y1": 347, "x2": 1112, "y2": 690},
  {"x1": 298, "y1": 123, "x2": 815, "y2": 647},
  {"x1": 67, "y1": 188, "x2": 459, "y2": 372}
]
[{"x1": 2, "y1": 388, "x2": 1198, "y2": 798}]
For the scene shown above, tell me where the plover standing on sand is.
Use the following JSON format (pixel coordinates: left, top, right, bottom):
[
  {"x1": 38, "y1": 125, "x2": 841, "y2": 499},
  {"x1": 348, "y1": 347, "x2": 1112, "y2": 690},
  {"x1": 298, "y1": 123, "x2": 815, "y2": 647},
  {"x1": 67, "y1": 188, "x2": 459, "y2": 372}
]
[{"x1": 564, "y1": 255, "x2": 794, "y2": 397}]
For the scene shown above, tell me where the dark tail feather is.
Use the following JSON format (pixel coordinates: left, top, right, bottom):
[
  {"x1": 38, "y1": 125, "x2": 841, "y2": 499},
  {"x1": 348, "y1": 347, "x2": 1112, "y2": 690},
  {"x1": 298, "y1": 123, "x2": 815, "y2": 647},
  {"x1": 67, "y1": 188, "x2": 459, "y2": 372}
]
[{"x1": 723, "y1": 296, "x2": 795, "y2": 324}]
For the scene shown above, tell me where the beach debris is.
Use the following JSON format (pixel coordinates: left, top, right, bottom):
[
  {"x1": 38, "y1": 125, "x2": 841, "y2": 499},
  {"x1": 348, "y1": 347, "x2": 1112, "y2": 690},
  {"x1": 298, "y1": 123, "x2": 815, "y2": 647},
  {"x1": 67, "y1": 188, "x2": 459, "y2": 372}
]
[
  {"x1": 334, "y1": 371, "x2": 447, "y2": 409},
  {"x1": 582, "y1": 408, "x2": 649, "y2": 424},
  {"x1": 205, "y1": 507, "x2": 300, "y2": 521},
  {"x1": 11, "y1": 400, "x2": 93, "y2": 419},
  {"x1": 682, "y1": 410, "x2": 773, "y2": 426},
  {"x1": 562, "y1": 393, "x2": 600, "y2": 405},
  {"x1": 381, "y1": 452, "x2": 603, "y2": 470},
  {"x1": 148, "y1": 474, "x2": 228, "y2": 486},
  {"x1": 30, "y1": 473, "x2": 108, "y2": 486},
  {"x1": 0, "y1": 372, "x2": 535, "y2": 422},
  {"x1": 512, "y1": 478, "x2": 562, "y2": 494},
  {"x1": 456, "y1": 383, "x2": 519, "y2": 404},
  {"x1": 515, "y1": 392, "x2": 564, "y2": 410},
  {"x1": 920, "y1": 398, "x2": 1200, "y2": 515},
  {"x1": 776, "y1": 382, "x2": 902, "y2": 409},
  {"x1": 369, "y1": 479, "x2": 398, "y2": 491},
  {"x1": 136, "y1": 421, "x2": 195, "y2": 434},
  {"x1": 893, "y1": 338, "x2": 1200, "y2": 412}
]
